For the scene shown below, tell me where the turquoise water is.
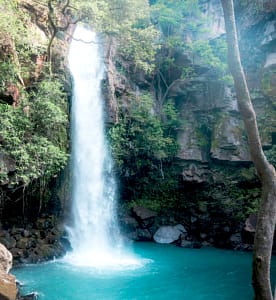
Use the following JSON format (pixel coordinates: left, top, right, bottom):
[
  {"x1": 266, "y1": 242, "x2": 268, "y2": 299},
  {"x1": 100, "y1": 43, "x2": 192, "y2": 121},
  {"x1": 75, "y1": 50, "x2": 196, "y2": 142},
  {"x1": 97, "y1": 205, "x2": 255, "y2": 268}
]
[{"x1": 14, "y1": 243, "x2": 276, "y2": 300}]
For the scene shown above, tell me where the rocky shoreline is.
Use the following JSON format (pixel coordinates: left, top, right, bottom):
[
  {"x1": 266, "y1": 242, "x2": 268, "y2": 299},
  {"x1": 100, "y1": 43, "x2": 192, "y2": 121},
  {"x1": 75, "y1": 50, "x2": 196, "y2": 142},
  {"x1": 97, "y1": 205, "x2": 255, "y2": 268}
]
[
  {"x1": 0, "y1": 216, "x2": 68, "y2": 266},
  {"x1": 0, "y1": 206, "x2": 274, "y2": 299},
  {"x1": 120, "y1": 206, "x2": 276, "y2": 253},
  {"x1": 0, "y1": 206, "x2": 274, "y2": 270}
]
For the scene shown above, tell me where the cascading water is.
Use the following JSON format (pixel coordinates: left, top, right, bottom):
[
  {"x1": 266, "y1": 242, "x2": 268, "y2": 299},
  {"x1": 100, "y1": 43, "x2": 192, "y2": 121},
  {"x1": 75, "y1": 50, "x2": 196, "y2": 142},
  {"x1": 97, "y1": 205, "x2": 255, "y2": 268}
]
[{"x1": 65, "y1": 26, "x2": 140, "y2": 269}]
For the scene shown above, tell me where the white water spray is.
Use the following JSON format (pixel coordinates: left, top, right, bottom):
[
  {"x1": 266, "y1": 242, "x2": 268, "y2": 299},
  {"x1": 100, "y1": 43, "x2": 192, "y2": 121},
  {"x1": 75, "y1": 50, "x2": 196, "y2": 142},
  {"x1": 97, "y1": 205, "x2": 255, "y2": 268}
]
[{"x1": 65, "y1": 26, "x2": 141, "y2": 269}]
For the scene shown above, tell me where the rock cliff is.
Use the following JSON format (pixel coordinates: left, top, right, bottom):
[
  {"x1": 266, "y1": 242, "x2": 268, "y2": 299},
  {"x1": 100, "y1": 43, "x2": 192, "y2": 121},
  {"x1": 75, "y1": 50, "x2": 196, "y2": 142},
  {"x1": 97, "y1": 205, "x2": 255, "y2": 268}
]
[
  {"x1": 0, "y1": 0, "x2": 275, "y2": 262},
  {"x1": 111, "y1": 1, "x2": 276, "y2": 249}
]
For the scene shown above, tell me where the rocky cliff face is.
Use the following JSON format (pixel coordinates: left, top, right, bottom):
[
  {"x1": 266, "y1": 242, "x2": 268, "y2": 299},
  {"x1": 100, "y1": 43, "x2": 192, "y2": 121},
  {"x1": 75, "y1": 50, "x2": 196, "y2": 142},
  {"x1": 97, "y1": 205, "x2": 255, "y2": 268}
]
[
  {"x1": 175, "y1": 0, "x2": 275, "y2": 178},
  {"x1": 0, "y1": 0, "x2": 71, "y2": 264},
  {"x1": 0, "y1": 0, "x2": 71, "y2": 216},
  {"x1": 0, "y1": 0, "x2": 275, "y2": 262},
  {"x1": 110, "y1": 1, "x2": 276, "y2": 249}
]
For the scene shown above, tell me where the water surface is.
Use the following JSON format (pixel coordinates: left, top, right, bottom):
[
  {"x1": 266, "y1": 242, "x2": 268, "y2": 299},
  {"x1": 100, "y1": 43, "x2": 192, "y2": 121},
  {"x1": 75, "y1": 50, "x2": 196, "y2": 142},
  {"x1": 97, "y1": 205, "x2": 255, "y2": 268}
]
[{"x1": 14, "y1": 243, "x2": 276, "y2": 300}]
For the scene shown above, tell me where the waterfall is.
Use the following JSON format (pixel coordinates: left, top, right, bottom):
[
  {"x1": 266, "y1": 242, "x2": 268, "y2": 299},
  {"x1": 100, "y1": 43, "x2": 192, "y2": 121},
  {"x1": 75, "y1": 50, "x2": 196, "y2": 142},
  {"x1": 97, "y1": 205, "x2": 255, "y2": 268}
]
[{"x1": 65, "y1": 26, "x2": 139, "y2": 269}]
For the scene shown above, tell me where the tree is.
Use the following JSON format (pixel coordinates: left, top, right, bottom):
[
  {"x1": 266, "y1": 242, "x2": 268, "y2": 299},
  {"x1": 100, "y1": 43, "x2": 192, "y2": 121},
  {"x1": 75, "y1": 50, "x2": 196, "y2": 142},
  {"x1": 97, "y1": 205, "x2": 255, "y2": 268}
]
[{"x1": 220, "y1": 1, "x2": 276, "y2": 299}]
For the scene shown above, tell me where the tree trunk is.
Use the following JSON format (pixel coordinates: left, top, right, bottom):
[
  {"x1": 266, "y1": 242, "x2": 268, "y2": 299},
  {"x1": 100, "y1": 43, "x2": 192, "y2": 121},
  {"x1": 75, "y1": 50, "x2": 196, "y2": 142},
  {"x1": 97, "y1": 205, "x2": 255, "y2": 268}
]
[{"x1": 220, "y1": 1, "x2": 276, "y2": 299}]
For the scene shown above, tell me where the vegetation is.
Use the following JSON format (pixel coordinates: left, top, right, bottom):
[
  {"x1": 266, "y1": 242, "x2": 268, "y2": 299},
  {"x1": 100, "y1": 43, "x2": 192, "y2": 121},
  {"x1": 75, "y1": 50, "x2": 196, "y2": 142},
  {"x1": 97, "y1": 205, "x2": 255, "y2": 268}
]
[
  {"x1": 149, "y1": 0, "x2": 231, "y2": 114},
  {"x1": 0, "y1": 0, "x2": 274, "y2": 275},
  {"x1": 0, "y1": 0, "x2": 68, "y2": 187},
  {"x1": 108, "y1": 93, "x2": 179, "y2": 209},
  {"x1": 43, "y1": 0, "x2": 159, "y2": 73},
  {"x1": 0, "y1": 79, "x2": 68, "y2": 185}
]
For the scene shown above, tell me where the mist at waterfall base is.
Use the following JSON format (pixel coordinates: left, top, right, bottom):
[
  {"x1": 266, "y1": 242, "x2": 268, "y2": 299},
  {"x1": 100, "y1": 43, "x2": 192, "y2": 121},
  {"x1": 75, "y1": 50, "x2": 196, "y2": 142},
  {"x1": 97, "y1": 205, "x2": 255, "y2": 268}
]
[{"x1": 63, "y1": 26, "x2": 141, "y2": 269}]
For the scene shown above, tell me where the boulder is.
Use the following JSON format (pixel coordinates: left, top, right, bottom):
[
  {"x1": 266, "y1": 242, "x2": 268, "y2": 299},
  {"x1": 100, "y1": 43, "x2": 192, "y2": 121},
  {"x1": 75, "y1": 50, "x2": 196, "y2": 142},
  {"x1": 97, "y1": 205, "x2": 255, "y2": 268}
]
[
  {"x1": 0, "y1": 243, "x2": 12, "y2": 273},
  {"x1": 131, "y1": 206, "x2": 157, "y2": 220},
  {"x1": 136, "y1": 229, "x2": 152, "y2": 241},
  {"x1": 0, "y1": 236, "x2": 16, "y2": 250},
  {"x1": 34, "y1": 244, "x2": 55, "y2": 260},
  {"x1": 180, "y1": 240, "x2": 193, "y2": 248},
  {"x1": 16, "y1": 238, "x2": 31, "y2": 250},
  {"x1": 0, "y1": 243, "x2": 16, "y2": 300},
  {"x1": 18, "y1": 292, "x2": 38, "y2": 300},
  {"x1": 153, "y1": 224, "x2": 187, "y2": 244},
  {"x1": 230, "y1": 233, "x2": 242, "y2": 248},
  {"x1": 131, "y1": 206, "x2": 157, "y2": 229},
  {"x1": 200, "y1": 233, "x2": 208, "y2": 240},
  {"x1": 0, "y1": 272, "x2": 16, "y2": 300},
  {"x1": 244, "y1": 214, "x2": 257, "y2": 233}
]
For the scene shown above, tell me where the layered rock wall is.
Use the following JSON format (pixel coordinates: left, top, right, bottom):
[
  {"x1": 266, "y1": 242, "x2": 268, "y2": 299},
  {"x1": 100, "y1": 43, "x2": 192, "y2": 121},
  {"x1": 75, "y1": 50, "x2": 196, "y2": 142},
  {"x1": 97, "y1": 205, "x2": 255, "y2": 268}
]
[{"x1": 113, "y1": 1, "x2": 276, "y2": 249}]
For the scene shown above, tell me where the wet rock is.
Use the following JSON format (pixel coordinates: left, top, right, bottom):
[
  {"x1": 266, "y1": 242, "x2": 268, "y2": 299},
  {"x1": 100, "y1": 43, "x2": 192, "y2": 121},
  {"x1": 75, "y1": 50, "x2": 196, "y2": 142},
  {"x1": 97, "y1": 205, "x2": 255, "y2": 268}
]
[
  {"x1": 223, "y1": 226, "x2": 230, "y2": 233},
  {"x1": 179, "y1": 237, "x2": 202, "y2": 249},
  {"x1": 131, "y1": 206, "x2": 157, "y2": 229},
  {"x1": 192, "y1": 241, "x2": 202, "y2": 249},
  {"x1": 230, "y1": 233, "x2": 242, "y2": 248},
  {"x1": 180, "y1": 240, "x2": 193, "y2": 248},
  {"x1": 131, "y1": 206, "x2": 157, "y2": 220},
  {"x1": 46, "y1": 233, "x2": 57, "y2": 244},
  {"x1": 22, "y1": 230, "x2": 31, "y2": 238},
  {"x1": 34, "y1": 244, "x2": 55, "y2": 260},
  {"x1": 181, "y1": 164, "x2": 211, "y2": 184},
  {"x1": 136, "y1": 229, "x2": 152, "y2": 241},
  {"x1": 261, "y1": 20, "x2": 276, "y2": 46},
  {"x1": 210, "y1": 113, "x2": 250, "y2": 163},
  {"x1": 27, "y1": 253, "x2": 40, "y2": 264},
  {"x1": 200, "y1": 233, "x2": 208, "y2": 240},
  {"x1": 153, "y1": 224, "x2": 186, "y2": 244},
  {"x1": 191, "y1": 216, "x2": 197, "y2": 223},
  {"x1": 0, "y1": 272, "x2": 16, "y2": 300},
  {"x1": 0, "y1": 243, "x2": 12, "y2": 273},
  {"x1": 244, "y1": 214, "x2": 257, "y2": 233},
  {"x1": 18, "y1": 292, "x2": 38, "y2": 300},
  {"x1": 0, "y1": 153, "x2": 16, "y2": 174},
  {"x1": 0, "y1": 236, "x2": 16, "y2": 249},
  {"x1": 59, "y1": 237, "x2": 71, "y2": 252},
  {"x1": 0, "y1": 243, "x2": 16, "y2": 300},
  {"x1": 177, "y1": 118, "x2": 204, "y2": 162},
  {"x1": 10, "y1": 249, "x2": 24, "y2": 261},
  {"x1": 36, "y1": 218, "x2": 50, "y2": 230},
  {"x1": 242, "y1": 214, "x2": 257, "y2": 245},
  {"x1": 10, "y1": 228, "x2": 23, "y2": 236},
  {"x1": 264, "y1": 52, "x2": 276, "y2": 69},
  {"x1": 202, "y1": 241, "x2": 212, "y2": 247},
  {"x1": 199, "y1": 0, "x2": 225, "y2": 40},
  {"x1": 122, "y1": 216, "x2": 138, "y2": 227},
  {"x1": 16, "y1": 238, "x2": 31, "y2": 250},
  {"x1": 0, "y1": 220, "x2": 67, "y2": 264},
  {"x1": 124, "y1": 231, "x2": 139, "y2": 241}
]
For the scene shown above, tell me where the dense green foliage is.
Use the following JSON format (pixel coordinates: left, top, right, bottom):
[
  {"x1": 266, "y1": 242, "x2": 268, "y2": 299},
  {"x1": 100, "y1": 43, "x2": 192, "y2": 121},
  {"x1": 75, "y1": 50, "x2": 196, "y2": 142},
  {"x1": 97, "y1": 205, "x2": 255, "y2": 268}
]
[
  {"x1": 0, "y1": 79, "x2": 68, "y2": 185},
  {"x1": 108, "y1": 93, "x2": 180, "y2": 208},
  {"x1": 151, "y1": 0, "x2": 230, "y2": 87},
  {"x1": 107, "y1": 0, "x2": 254, "y2": 215},
  {"x1": 0, "y1": 0, "x2": 68, "y2": 186},
  {"x1": 70, "y1": 0, "x2": 160, "y2": 72},
  {"x1": 109, "y1": 94, "x2": 178, "y2": 165},
  {"x1": 0, "y1": 0, "x2": 273, "y2": 228}
]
